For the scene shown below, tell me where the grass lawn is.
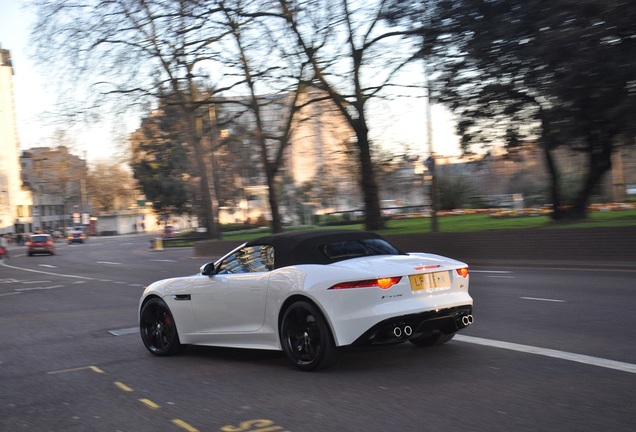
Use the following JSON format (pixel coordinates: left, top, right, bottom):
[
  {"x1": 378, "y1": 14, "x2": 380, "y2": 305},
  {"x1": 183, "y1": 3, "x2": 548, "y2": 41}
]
[{"x1": 219, "y1": 209, "x2": 636, "y2": 241}]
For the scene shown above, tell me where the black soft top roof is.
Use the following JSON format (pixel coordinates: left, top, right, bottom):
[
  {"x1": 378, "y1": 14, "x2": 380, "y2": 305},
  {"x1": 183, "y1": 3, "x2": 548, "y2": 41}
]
[{"x1": 245, "y1": 229, "x2": 403, "y2": 269}]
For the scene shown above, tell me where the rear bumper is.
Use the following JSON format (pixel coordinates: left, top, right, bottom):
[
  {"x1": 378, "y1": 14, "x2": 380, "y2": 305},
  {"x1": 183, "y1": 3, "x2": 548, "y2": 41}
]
[
  {"x1": 351, "y1": 305, "x2": 473, "y2": 346},
  {"x1": 28, "y1": 247, "x2": 54, "y2": 254}
]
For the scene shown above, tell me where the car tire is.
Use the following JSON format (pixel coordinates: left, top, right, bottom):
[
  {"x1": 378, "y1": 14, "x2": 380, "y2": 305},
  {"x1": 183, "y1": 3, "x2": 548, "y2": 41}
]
[
  {"x1": 140, "y1": 298, "x2": 184, "y2": 356},
  {"x1": 409, "y1": 331, "x2": 455, "y2": 347},
  {"x1": 280, "y1": 300, "x2": 341, "y2": 371}
]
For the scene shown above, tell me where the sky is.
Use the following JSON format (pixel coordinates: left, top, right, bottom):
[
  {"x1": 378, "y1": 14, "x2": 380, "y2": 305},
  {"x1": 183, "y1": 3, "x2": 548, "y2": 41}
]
[
  {"x1": 0, "y1": 1, "x2": 462, "y2": 165},
  {"x1": 0, "y1": 1, "x2": 124, "y2": 163}
]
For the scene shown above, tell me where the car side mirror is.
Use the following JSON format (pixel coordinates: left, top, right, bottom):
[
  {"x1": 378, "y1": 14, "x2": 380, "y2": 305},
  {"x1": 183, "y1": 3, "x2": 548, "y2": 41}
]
[{"x1": 200, "y1": 262, "x2": 216, "y2": 276}]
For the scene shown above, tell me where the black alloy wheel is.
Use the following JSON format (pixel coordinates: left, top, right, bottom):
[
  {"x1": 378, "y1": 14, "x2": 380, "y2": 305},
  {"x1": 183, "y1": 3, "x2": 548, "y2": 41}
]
[
  {"x1": 280, "y1": 301, "x2": 341, "y2": 371},
  {"x1": 140, "y1": 298, "x2": 184, "y2": 356}
]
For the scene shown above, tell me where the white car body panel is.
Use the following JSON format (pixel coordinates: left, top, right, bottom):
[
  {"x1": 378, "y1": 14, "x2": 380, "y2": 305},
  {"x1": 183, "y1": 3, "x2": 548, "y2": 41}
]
[
  {"x1": 190, "y1": 272, "x2": 270, "y2": 333},
  {"x1": 141, "y1": 249, "x2": 471, "y2": 350}
]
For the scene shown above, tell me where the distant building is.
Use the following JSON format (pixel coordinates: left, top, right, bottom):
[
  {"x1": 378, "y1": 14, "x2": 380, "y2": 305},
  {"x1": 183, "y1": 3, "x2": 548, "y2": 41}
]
[
  {"x1": 20, "y1": 146, "x2": 89, "y2": 232},
  {"x1": 0, "y1": 47, "x2": 34, "y2": 234},
  {"x1": 136, "y1": 90, "x2": 360, "y2": 225}
]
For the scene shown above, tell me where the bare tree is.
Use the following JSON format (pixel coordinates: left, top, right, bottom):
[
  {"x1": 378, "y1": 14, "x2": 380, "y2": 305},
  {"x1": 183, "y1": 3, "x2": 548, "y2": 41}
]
[
  {"x1": 30, "y1": 0, "x2": 425, "y2": 233},
  {"x1": 276, "y1": 0, "x2": 423, "y2": 230},
  {"x1": 217, "y1": 0, "x2": 315, "y2": 233},
  {"x1": 29, "y1": 0, "x2": 236, "y2": 237},
  {"x1": 88, "y1": 162, "x2": 137, "y2": 213}
]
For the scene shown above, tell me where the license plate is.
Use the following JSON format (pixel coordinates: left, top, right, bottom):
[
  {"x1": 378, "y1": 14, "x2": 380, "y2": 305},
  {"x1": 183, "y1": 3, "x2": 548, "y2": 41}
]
[{"x1": 409, "y1": 271, "x2": 451, "y2": 291}]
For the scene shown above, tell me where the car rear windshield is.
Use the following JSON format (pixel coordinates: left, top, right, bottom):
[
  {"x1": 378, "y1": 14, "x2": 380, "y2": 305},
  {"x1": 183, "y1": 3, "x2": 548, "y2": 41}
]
[
  {"x1": 321, "y1": 239, "x2": 401, "y2": 260},
  {"x1": 32, "y1": 235, "x2": 49, "y2": 242}
]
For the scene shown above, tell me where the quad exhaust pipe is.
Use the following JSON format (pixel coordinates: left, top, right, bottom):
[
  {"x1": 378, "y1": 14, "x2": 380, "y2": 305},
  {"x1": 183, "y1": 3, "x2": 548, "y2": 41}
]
[
  {"x1": 391, "y1": 314, "x2": 473, "y2": 339},
  {"x1": 393, "y1": 325, "x2": 413, "y2": 338},
  {"x1": 461, "y1": 314, "x2": 474, "y2": 326}
]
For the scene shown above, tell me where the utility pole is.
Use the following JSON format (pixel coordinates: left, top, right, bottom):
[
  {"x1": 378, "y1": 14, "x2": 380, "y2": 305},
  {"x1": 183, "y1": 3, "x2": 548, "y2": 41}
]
[{"x1": 207, "y1": 104, "x2": 222, "y2": 240}]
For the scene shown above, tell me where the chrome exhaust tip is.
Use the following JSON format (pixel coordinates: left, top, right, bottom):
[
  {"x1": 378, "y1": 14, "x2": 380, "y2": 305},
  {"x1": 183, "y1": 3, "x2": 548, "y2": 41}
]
[{"x1": 461, "y1": 315, "x2": 474, "y2": 326}]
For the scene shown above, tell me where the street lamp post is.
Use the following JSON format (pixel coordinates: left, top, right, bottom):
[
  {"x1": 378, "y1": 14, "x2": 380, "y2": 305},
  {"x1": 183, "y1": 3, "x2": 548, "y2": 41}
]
[
  {"x1": 424, "y1": 60, "x2": 439, "y2": 233},
  {"x1": 36, "y1": 185, "x2": 43, "y2": 232}
]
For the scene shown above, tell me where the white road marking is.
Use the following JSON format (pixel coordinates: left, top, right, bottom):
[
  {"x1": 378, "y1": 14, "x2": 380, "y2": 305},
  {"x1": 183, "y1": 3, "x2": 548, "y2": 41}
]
[
  {"x1": 471, "y1": 270, "x2": 513, "y2": 274},
  {"x1": 0, "y1": 261, "x2": 141, "y2": 289},
  {"x1": 520, "y1": 296, "x2": 566, "y2": 303},
  {"x1": 0, "y1": 260, "x2": 93, "y2": 279},
  {"x1": 108, "y1": 327, "x2": 138, "y2": 336},
  {"x1": 471, "y1": 270, "x2": 516, "y2": 278},
  {"x1": 39, "y1": 264, "x2": 57, "y2": 268},
  {"x1": 108, "y1": 325, "x2": 636, "y2": 375},
  {"x1": 8, "y1": 256, "x2": 629, "y2": 375},
  {"x1": 16, "y1": 285, "x2": 65, "y2": 291},
  {"x1": 150, "y1": 259, "x2": 177, "y2": 263},
  {"x1": 97, "y1": 261, "x2": 122, "y2": 265},
  {"x1": 455, "y1": 335, "x2": 636, "y2": 374}
]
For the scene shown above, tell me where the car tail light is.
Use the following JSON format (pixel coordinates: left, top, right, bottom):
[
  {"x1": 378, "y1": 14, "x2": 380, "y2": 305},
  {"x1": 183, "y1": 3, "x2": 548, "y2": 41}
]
[
  {"x1": 329, "y1": 276, "x2": 402, "y2": 290},
  {"x1": 456, "y1": 267, "x2": 469, "y2": 278}
]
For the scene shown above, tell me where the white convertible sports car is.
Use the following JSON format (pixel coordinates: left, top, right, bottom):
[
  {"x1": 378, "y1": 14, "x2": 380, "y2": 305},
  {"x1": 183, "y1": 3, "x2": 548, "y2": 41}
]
[{"x1": 139, "y1": 230, "x2": 473, "y2": 371}]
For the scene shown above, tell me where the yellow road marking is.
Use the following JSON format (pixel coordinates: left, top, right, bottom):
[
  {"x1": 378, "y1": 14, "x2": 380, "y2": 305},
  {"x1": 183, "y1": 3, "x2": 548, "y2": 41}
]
[
  {"x1": 171, "y1": 419, "x2": 200, "y2": 432},
  {"x1": 47, "y1": 365, "x2": 104, "y2": 375},
  {"x1": 46, "y1": 365, "x2": 206, "y2": 432},
  {"x1": 139, "y1": 398, "x2": 160, "y2": 409},
  {"x1": 114, "y1": 381, "x2": 133, "y2": 392}
]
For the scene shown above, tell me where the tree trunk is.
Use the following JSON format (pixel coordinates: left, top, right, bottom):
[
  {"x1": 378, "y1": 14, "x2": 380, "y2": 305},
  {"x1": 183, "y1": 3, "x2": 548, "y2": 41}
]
[
  {"x1": 542, "y1": 145, "x2": 563, "y2": 220},
  {"x1": 541, "y1": 116, "x2": 566, "y2": 221},
  {"x1": 254, "y1": 124, "x2": 284, "y2": 234},
  {"x1": 266, "y1": 166, "x2": 283, "y2": 234},
  {"x1": 208, "y1": 145, "x2": 223, "y2": 240},
  {"x1": 354, "y1": 119, "x2": 384, "y2": 231},
  {"x1": 188, "y1": 111, "x2": 217, "y2": 238},
  {"x1": 569, "y1": 136, "x2": 613, "y2": 219}
]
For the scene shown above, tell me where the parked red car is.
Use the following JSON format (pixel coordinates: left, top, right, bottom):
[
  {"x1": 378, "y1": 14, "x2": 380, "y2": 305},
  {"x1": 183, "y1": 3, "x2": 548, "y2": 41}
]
[{"x1": 27, "y1": 234, "x2": 55, "y2": 256}]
